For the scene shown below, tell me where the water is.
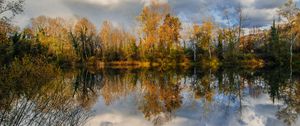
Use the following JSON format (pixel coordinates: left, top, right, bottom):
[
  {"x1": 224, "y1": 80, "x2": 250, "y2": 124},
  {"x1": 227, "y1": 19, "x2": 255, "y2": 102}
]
[{"x1": 1, "y1": 67, "x2": 300, "y2": 126}]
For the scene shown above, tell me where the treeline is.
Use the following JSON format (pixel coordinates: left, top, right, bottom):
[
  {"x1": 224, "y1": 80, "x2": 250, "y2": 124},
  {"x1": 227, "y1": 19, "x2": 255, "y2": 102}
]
[{"x1": 1, "y1": 0, "x2": 300, "y2": 68}]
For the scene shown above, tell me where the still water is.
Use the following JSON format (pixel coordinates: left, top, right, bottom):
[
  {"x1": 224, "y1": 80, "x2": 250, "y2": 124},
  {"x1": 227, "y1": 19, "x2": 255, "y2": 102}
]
[{"x1": 1, "y1": 67, "x2": 300, "y2": 126}]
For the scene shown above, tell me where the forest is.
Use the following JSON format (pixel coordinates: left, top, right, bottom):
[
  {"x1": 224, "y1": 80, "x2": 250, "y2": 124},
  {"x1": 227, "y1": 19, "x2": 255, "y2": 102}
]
[{"x1": 1, "y1": 0, "x2": 300, "y2": 70}]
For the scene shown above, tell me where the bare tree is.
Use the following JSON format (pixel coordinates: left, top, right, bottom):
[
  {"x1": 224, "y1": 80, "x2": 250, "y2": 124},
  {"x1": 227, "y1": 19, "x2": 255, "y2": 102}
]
[
  {"x1": 278, "y1": 0, "x2": 300, "y2": 85},
  {"x1": 278, "y1": 0, "x2": 299, "y2": 64},
  {"x1": 0, "y1": 0, "x2": 25, "y2": 21},
  {"x1": 237, "y1": 3, "x2": 244, "y2": 52}
]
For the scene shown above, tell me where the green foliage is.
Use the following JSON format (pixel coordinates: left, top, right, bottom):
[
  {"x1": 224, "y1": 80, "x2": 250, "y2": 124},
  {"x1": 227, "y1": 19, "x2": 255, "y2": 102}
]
[
  {"x1": 126, "y1": 40, "x2": 139, "y2": 61},
  {"x1": 223, "y1": 29, "x2": 239, "y2": 63},
  {"x1": 0, "y1": 40, "x2": 14, "y2": 64},
  {"x1": 264, "y1": 21, "x2": 290, "y2": 65},
  {"x1": 0, "y1": 32, "x2": 48, "y2": 65},
  {"x1": 216, "y1": 30, "x2": 224, "y2": 60}
]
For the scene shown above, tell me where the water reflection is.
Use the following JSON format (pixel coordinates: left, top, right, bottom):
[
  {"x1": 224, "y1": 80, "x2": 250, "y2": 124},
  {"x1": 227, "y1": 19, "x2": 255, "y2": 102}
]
[
  {"x1": 0, "y1": 59, "x2": 92, "y2": 126},
  {"x1": 1, "y1": 64, "x2": 300, "y2": 126},
  {"x1": 73, "y1": 69, "x2": 104, "y2": 109},
  {"x1": 86, "y1": 68, "x2": 300, "y2": 126}
]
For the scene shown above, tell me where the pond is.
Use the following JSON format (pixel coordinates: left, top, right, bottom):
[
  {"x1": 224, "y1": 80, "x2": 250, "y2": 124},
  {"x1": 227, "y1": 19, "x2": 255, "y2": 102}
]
[{"x1": 0, "y1": 67, "x2": 300, "y2": 126}]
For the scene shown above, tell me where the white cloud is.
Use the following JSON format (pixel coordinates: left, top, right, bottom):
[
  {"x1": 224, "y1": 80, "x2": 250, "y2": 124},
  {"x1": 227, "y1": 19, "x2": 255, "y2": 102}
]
[
  {"x1": 142, "y1": 0, "x2": 168, "y2": 6},
  {"x1": 86, "y1": 0, "x2": 122, "y2": 5}
]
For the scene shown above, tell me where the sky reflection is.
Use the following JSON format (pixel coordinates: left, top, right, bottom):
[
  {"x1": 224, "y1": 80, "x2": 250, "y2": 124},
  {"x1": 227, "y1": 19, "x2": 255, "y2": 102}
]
[{"x1": 86, "y1": 78, "x2": 299, "y2": 126}]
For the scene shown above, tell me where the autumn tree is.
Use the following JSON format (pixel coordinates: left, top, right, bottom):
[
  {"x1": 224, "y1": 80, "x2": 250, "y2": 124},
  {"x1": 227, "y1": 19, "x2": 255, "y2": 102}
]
[
  {"x1": 236, "y1": 3, "x2": 245, "y2": 53},
  {"x1": 123, "y1": 33, "x2": 138, "y2": 61},
  {"x1": 223, "y1": 28, "x2": 239, "y2": 63},
  {"x1": 220, "y1": 7, "x2": 244, "y2": 64},
  {"x1": 278, "y1": 0, "x2": 299, "y2": 65},
  {"x1": 137, "y1": 1, "x2": 169, "y2": 62},
  {"x1": 0, "y1": 0, "x2": 25, "y2": 43},
  {"x1": 99, "y1": 21, "x2": 114, "y2": 61},
  {"x1": 190, "y1": 24, "x2": 201, "y2": 61},
  {"x1": 30, "y1": 16, "x2": 76, "y2": 63},
  {"x1": 0, "y1": 0, "x2": 25, "y2": 65},
  {"x1": 158, "y1": 13, "x2": 183, "y2": 64},
  {"x1": 216, "y1": 29, "x2": 225, "y2": 60},
  {"x1": 192, "y1": 20, "x2": 215, "y2": 61},
  {"x1": 293, "y1": 13, "x2": 300, "y2": 50},
  {"x1": 99, "y1": 20, "x2": 137, "y2": 61},
  {"x1": 70, "y1": 18, "x2": 98, "y2": 62}
]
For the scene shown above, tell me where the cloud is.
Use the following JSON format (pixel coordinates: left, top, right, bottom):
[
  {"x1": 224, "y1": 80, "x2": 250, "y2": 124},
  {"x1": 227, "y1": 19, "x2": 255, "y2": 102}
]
[
  {"x1": 12, "y1": 0, "x2": 295, "y2": 29},
  {"x1": 85, "y1": 0, "x2": 124, "y2": 6},
  {"x1": 13, "y1": 0, "x2": 74, "y2": 27}
]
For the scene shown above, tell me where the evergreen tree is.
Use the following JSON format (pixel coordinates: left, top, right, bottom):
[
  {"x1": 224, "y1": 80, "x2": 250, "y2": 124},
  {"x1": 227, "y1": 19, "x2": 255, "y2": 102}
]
[{"x1": 217, "y1": 30, "x2": 224, "y2": 60}]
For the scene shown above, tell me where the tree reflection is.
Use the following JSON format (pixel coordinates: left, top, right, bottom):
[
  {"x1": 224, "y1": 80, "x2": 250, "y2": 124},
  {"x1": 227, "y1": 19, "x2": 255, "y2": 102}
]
[
  {"x1": 214, "y1": 68, "x2": 300, "y2": 126},
  {"x1": 100, "y1": 69, "x2": 137, "y2": 105},
  {"x1": 0, "y1": 58, "x2": 92, "y2": 126},
  {"x1": 1, "y1": 62, "x2": 300, "y2": 126},
  {"x1": 92, "y1": 67, "x2": 300, "y2": 126},
  {"x1": 73, "y1": 68, "x2": 104, "y2": 109},
  {"x1": 271, "y1": 68, "x2": 300, "y2": 126},
  {"x1": 138, "y1": 70, "x2": 182, "y2": 126}
]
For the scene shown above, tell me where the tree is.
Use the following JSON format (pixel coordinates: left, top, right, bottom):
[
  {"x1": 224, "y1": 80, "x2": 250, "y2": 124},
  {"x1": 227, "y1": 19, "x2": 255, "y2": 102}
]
[
  {"x1": 70, "y1": 18, "x2": 98, "y2": 62},
  {"x1": 47, "y1": 17, "x2": 74, "y2": 60},
  {"x1": 158, "y1": 13, "x2": 182, "y2": 63},
  {"x1": 137, "y1": 1, "x2": 169, "y2": 61},
  {"x1": 292, "y1": 13, "x2": 300, "y2": 48},
  {"x1": 99, "y1": 20, "x2": 136, "y2": 61},
  {"x1": 159, "y1": 14, "x2": 181, "y2": 47},
  {"x1": 125, "y1": 38, "x2": 138, "y2": 61},
  {"x1": 192, "y1": 20, "x2": 215, "y2": 61},
  {"x1": 220, "y1": 5, "x2": 245, "y2": 64},
  {"x1": 220, "y1": 27, "x2": 239, "y2": 63},
  {"x1": 0, "y1": 0, "x2": 24, "y2": 21},
  {"x1": 99, "y1": 20, "x2": 114, "y2": 61},
  {"x1": 30, "y1": 16, "x2": 76, "y2": 63},
  {"x1": 191, "y1": 24, "x2": 201, "y2": 61},
  {"x1": 0, "y1": 0, "x2": 25, "y2": 65},
  {"x1": 217, "y1": 29, "x2": 225, "y2": 60},
  {"x1": 268, "y1": 20, "x2": 287, "y2": 64},
  {"x1": 278, "y1": 0, "x2": 299, "y2": 22},
  {"x1": 278, "y1": 0, "x2": 299, "y2": 66},
  {"x1": 0, "y1": 20, "x2": 12, "y2": 42},
  {"x1": 237, "y1": 3, "x2": 245, "y2": 53}
]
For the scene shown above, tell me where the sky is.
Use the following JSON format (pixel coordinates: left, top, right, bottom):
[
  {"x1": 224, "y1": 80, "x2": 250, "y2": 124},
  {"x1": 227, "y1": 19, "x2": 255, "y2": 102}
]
[{"x1": 12, "y1": 0, "x2": 300, "y2": 29}]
